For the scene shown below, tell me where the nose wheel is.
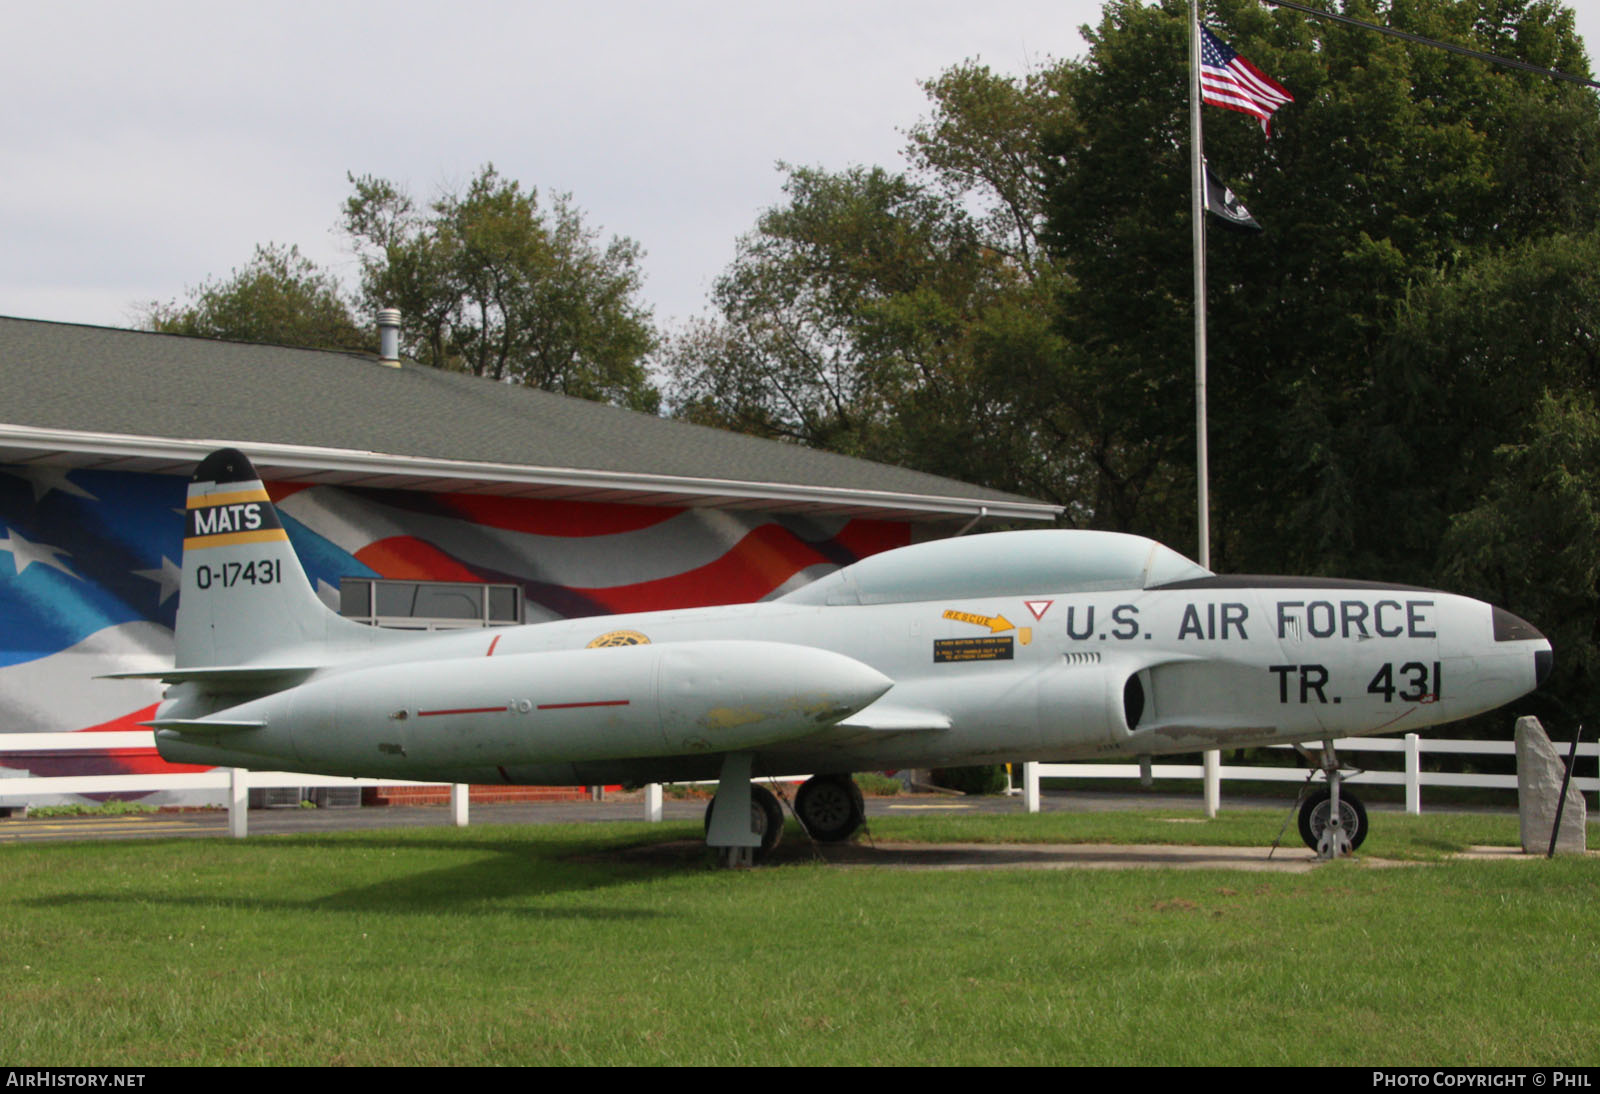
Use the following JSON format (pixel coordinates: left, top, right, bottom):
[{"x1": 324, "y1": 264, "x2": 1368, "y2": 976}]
[
  {"x1": 1298, "y1": 786, "x2": 1368, "y2": 853},
  {"x1": 1293, "y1": 741, "x2": 1368, "y2": 857}
]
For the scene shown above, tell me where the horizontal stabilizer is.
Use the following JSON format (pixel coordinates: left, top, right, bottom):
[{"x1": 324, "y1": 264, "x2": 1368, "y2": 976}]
[
  {"x1": 144, "y1": 718, "x2": 264, "y2": 734},
  {"x1": 100, "y1": 664, "x2": 317, "y2": 691}
]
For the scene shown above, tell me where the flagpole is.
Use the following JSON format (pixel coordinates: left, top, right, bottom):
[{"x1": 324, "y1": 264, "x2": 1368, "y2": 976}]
[
  {"x1": 1190, "y1": 0, "x2": 1221, "y2": 820},
  {"x1": 1189, "y1": 0, "x2": 1210, "y2": 572}
]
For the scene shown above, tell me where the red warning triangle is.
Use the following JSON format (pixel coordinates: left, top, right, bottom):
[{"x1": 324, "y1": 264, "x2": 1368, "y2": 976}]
[{"x1": 1023, "y1": 599, "x2": 1053, "y2": 620}]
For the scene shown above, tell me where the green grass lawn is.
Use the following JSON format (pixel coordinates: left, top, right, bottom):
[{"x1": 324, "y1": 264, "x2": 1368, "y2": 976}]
[{"x1": 2, "y1": 810, "x2": 1595, "y2": 1066}]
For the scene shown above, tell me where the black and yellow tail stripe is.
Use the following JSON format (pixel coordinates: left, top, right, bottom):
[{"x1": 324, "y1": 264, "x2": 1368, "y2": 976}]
[
  {"x1": 186, "y1": 487, "x2": 271, "y2": 510},
  {"x1": 184, "y1": 486, "x2": 289, "y2": 550}
]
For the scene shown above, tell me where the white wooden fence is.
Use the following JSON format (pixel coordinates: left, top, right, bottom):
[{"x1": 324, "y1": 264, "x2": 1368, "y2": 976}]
[
  {"x1": 3, "y1": 731, "x2": 1593, "y2": 836},
  {"x1": 1020, "y1": 734, "x2": 1599, "y2": 815},
  {"x1": 0, "y1": 730, "x2": 469, "y2": 836}
]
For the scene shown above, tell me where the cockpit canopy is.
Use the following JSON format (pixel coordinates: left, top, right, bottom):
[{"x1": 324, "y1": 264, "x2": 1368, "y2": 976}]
[{"x1": 779, "y1": 529, "x2": 1213, "y2": 606}]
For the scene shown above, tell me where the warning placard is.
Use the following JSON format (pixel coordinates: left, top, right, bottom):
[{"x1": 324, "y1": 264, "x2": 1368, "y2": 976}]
[{"x1": 933, "y1": 636, "x2": 1014, "y2": 663}]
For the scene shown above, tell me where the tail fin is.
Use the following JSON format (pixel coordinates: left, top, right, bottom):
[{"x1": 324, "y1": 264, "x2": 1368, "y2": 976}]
[{"x1": 176, "y1": 448, "x2": 371, "y2": 668}]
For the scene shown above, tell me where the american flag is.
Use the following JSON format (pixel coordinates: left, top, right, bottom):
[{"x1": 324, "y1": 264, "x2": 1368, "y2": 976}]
[{"x1": 1201, "y1": 26, "x2": 1294, "y2": 136}]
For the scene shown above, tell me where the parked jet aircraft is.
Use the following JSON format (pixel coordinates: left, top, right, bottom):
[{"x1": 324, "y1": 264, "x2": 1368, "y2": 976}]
[{"x1": 123, "y1": 449, "x2": 1550, "y2": 861}]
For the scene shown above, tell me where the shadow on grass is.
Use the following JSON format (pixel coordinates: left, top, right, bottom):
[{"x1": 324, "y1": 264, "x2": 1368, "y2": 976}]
[{"x1": 23, "y1": 828, "x2": 707, "y2": 919}]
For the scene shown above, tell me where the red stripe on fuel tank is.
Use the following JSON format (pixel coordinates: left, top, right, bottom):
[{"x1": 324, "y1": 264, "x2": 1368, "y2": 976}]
[
  {"x1": 418, "y1": 706, "x2": 509, "y2": 717},
  {"x1": 536, "y1": 700, "x2": 631, "y2": 711}
]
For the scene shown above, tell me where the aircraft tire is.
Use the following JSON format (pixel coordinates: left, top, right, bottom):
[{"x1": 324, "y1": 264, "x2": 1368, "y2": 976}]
[
  {"x1": 795, "y1": 774, "x2": 865, "y2": 842},
  {"x1": 704, "y1": 784, "x2": 785, "y2": 855},
  {"x1": 1297, "y1": 787, "x2": 1369, "y2": 852}
]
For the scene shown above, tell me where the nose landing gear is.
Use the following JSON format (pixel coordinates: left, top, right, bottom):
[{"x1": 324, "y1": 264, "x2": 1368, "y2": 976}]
[
  {"x1": 1298, "y1": 785, "x2": 1369, "y2": 854},
  {"x1": 1292, "y1": 742, "x2": 1368, "y2": 858}
]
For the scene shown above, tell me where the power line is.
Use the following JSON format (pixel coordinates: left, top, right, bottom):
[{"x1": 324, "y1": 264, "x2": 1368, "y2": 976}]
[{"x1": 1260, "y1": 0, "x2": 1600, "y2": 89}]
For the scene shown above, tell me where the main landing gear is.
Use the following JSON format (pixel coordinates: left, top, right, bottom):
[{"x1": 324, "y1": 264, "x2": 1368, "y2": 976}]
[
  {"x1": 703, "y1": 753, "x2": 782, "y2": 867},
  {"x1": 1295, "y1": 741, "x2": 1369, "y2": 857},
  {"x1": 793, "y1": 774, "x2": 866, "y2": 843},
  {"x1": 703, "y1": 766, "x2": 869, "y2": 866},
  {"x1": 703, "y1": 783, "x2": 784, "y2": 863}
]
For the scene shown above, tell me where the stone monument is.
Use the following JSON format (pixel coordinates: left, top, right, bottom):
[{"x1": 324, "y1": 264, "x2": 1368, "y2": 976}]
[{"x1": 1516, "y1": 715, "x2": 1587, "y2": 854}]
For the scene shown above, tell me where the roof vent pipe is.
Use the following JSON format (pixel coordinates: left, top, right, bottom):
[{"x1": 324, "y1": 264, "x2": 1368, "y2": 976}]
[{"x1": 376, "y1": 308, "x2": 401, "y2": 367}]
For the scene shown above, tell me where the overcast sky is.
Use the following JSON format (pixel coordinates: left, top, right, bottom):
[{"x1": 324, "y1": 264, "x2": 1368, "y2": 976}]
[{"x1": 5, "y1": 1, "x2": 1595, "y2": 341}]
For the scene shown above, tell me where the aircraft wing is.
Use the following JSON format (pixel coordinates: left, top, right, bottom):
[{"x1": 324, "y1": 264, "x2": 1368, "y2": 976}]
[{"x1": 835, "y1": 704, "x2": 952, "y2": 732}]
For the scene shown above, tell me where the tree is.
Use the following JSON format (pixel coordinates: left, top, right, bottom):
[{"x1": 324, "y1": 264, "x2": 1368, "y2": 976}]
[
  {"x1": 905, "y1": 60, "x2": 1075, "y2": 278},
  {"x1": 1042, "y1": 0, "x2": 1599, "y2": 568},
  {"x1": 342, "y1": 165, "x2": 658, "y2": 411},
  {"x1": 1444, "y1": 390, "x2": 1600, "y2": 726},
  {"x1": 669, "y1": 165, "x2": 982, "y2": 457},
  {"x1": 1417, "y1": 231, "x2": 1600, "y2": 725},
  {"x1": 1041, "y1": 0, "x2": 1599, "y2": 728},
  {"x1": 141, "y1": 243, "x2": 368, "y2": 352},
  {"x1": 665, "y1": 62, "x2": 1079, "y2": 505},
  {"x1": 670, "y1": 0, "x2": 1600, "y2": 726}
]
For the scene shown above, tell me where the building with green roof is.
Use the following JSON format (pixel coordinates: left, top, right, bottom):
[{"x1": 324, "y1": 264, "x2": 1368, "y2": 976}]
[{"x1": 0, "y1": 316, "x2": 1057, "y2": 802}]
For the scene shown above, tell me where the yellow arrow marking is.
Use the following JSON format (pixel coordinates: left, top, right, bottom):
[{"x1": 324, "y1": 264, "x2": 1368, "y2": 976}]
[{"x1": 941, "y1": 609, "x2": 1014, "y2": 634}]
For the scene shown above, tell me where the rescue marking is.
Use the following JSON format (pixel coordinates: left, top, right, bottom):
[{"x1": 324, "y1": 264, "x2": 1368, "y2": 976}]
[{"x1": 941, "y1": 609, "x2": 1014, "y2": 634}]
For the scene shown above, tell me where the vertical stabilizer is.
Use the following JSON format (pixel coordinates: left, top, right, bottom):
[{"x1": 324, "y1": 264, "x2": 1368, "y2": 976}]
[{"x1": 176, "y1": 449, "x2": 359, "y2": 668}]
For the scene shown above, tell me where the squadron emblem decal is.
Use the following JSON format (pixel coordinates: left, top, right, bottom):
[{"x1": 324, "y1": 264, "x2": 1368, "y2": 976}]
[{"x1": 587, "y1": 629, "x2": 651, "y2": 648}]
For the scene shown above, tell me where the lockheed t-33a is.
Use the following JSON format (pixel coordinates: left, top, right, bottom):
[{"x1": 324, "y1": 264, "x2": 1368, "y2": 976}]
[{"x1": 123, "y1": 449, "x2": 1551, "y2": 863}]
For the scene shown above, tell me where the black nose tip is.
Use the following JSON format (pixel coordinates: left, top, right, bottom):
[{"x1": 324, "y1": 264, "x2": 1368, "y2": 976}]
[
  {"x1": 1536, "y1": 648, "x2": 1553, "y2": 686},
  {"x1": 1492, "y1": 606, "x2": 1545, "y2": 643}
]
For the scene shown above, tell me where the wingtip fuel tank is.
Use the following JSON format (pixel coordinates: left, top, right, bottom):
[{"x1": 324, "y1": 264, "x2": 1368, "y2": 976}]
[{"x1": 157, "y1": 640, "x2": 893, "y2": 778}]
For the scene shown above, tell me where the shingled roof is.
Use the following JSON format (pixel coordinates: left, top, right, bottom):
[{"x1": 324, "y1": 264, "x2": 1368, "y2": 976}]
[{"x1": 0, "y1": 316, "x2": 1059, "y2": 523}]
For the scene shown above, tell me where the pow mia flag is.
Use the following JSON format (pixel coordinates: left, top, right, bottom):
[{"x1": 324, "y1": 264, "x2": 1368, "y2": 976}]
[{"x1": 1204, "y1": 164, "x2": 1262, "y2": 231}]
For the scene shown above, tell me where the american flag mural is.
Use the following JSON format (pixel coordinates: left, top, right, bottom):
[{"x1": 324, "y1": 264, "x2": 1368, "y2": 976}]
[{"x1": 0, "y1": 464, "x2": 910, "y2": 801}]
